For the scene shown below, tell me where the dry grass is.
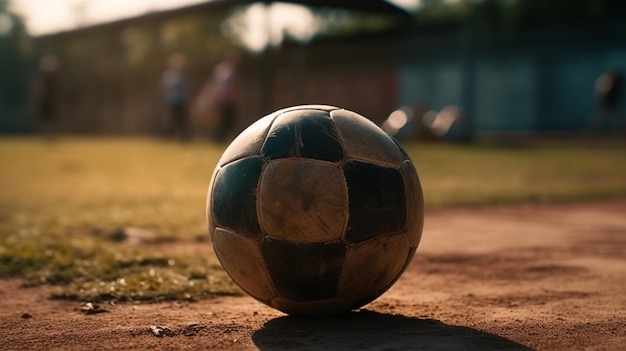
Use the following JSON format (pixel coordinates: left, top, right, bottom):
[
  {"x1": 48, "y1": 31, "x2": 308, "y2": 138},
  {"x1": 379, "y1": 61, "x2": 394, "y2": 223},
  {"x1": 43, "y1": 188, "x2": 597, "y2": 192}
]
[{"x1": 0, "y1": 137, "x2": 625, "y2": 302}]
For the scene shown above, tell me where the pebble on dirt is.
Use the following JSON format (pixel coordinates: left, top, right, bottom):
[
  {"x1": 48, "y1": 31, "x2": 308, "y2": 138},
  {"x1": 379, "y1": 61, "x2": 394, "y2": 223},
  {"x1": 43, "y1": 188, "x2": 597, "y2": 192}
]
[
  {"x1": 80, "y1": 302, "x2": 109, "y2": 315},
  {"x1": 150, "y1": 325, "x2": 174, "y2": 337}
]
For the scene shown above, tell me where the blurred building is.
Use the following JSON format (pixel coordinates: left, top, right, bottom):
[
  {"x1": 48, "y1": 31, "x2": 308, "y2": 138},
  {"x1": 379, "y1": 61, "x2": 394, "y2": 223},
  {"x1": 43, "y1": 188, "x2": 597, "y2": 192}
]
[
  {"x1": 24, "y1": 1, "x2": 626, "y2": 139},
  {"x1": 395, "y1": 20, "x2": 626, "y2": 140}
]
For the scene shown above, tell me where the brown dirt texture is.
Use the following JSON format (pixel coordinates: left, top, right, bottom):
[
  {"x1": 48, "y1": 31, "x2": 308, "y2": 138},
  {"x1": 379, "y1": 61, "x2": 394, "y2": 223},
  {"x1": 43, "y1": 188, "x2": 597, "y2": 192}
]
[{"x1": 1, "y1": 200, "x2": 625, "y2": 350}]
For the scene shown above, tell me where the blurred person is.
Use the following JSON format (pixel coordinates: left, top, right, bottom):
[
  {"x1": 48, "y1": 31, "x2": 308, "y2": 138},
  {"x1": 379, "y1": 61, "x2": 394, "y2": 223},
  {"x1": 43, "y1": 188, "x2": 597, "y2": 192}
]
[
  {"x1": 33, "y1": 54, "x2": 59, "y2": 137},
  {"x1": 161, "y1": 52, "x2": 190, "y2": 139},
  {"x1": 192, "y1": 59, "x2": 239, "y2": 142},
  {"x1": 211, "y1": 59, "x2": 239, "y2": 142},
  {"x1": 590, "y1": 69, "x2": 623, "y2": 133},
  {"x1": 191, "y1": 72, "x2": 219, "y2": 139}
]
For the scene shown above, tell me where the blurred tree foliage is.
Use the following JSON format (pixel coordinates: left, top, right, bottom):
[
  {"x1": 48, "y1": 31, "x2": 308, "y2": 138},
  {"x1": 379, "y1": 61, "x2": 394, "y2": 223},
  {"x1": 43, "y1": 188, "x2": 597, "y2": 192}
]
[
  {"x1": 413, "y1": 0, "x2": 626, "y2": 29},
  {"x1": 292, "y1": 0, "x2": 626, "y2": 41},
  {"x1": 0, "y1": 0, "x2": 34, "y2": 132},
  {"x1": 312, "y1": 8, "x2": 402, "y2": 39}
]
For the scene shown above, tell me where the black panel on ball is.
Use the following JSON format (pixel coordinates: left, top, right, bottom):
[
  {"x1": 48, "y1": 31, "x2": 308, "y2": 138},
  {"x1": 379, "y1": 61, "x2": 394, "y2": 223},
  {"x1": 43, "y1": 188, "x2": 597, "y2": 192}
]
[
  {"x1": 260, "y1": 109, "x2": 344, "y2": 162},
  {"x1": 211, "y1": 156, "x2": 263, "y2": 239},
  {"x1": 261, "y1": 237, "x2": 346, "y2": 302},
  {"x1": 342, "y1": 160, "x2": 406, "y2": 243}
]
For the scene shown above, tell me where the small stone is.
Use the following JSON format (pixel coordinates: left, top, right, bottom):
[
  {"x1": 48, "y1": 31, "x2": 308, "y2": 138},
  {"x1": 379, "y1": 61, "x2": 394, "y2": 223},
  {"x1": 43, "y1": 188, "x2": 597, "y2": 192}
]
[
  {"x1": 80, "y1": 302, "x2": 108, "y2": 315},
  {"x1": 21, "y1": 313, "x2": 32, "y2": 319},
  {"x1": 150, "y1": 325, "x2": 173, "y2": 337}
]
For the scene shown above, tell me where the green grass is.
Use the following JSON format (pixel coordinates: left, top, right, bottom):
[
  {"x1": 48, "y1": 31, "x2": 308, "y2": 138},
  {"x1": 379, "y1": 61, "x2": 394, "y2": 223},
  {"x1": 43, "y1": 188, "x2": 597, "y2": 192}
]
[
  {"x1": 405, "y1": 142, "x2": 626, "y2": 207},
  {"x1": 0, "y1": 137, "x2": 239, "y2": 302},
  {"x1": 0, "y1": 137, "x2": 625, "y2": 302}
]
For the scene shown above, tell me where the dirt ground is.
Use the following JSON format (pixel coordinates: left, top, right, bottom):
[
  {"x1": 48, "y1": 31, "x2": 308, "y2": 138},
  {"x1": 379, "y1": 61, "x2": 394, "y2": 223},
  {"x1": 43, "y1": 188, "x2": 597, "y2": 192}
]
[{"x1": 1, "y1": 200, "x2": 625, "y2": 351}]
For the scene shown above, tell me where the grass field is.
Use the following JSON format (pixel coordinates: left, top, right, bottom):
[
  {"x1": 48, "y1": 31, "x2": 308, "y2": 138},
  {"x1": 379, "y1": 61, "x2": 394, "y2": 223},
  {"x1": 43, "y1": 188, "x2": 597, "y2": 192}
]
[{"x1": 1, "y1": 137, "x2": 625, "y2": 302}]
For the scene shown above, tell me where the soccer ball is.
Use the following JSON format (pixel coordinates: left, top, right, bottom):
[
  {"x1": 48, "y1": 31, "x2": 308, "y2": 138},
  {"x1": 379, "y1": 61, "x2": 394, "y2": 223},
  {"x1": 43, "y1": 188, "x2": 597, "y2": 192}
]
[{"x1": 206, "y1": 105, "x2": 424, "y2": 316}]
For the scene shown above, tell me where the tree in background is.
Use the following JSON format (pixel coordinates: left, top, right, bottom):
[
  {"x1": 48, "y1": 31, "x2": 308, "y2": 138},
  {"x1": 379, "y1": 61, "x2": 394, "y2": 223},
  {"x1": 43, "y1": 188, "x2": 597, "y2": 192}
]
[
  {"x1": 412, "y1": 0, "x2": 626, "y2": 29},
  {"x1": 0, "y1": 0, "x2": 34, "y2": 133}
]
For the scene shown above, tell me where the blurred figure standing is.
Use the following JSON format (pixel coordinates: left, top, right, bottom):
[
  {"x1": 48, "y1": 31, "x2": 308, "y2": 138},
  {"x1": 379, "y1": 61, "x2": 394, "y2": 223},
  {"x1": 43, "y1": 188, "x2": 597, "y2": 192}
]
[
  {"x1": 33, "y1": 54, "x2": 59, "y2": 138},
  {"x1": 212, "y1": 59, "x2": 238, "y2": 142},
  {"x1": 591, "y1": 69, "x2": 623, "y2": 133},
  {"x1": 161, "y1": 53, "x2": 189, "y2": 139}
]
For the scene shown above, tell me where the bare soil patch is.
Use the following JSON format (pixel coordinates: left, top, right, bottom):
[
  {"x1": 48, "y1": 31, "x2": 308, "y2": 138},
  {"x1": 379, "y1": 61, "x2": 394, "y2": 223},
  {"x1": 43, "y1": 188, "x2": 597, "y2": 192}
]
[{"x1": 1, "y1": 200, "x2": 625, "y2": 350}]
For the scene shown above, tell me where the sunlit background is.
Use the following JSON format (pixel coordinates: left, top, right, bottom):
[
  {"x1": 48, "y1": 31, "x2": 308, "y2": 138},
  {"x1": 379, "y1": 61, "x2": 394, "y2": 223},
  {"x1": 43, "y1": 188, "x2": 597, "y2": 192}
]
[
  {"x1": 15, "y1": 0, "x2": 420, "y2": 36},
  {"x1": 14, "y1": 0, "x2": 422, "y2": 54},
  {"x1": 1, "y1": 0, "x2": 625, "y2": 139}
]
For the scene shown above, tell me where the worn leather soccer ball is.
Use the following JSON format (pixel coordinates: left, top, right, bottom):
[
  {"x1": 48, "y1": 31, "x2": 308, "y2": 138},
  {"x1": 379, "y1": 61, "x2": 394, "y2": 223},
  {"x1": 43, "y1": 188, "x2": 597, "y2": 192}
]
[{"x1": 206, "y1": 105, "x2": 424, "y2": 315}]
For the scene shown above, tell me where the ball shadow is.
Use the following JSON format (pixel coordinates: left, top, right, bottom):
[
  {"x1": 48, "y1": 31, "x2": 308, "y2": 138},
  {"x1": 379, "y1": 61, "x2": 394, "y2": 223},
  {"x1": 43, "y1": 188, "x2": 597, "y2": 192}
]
[{"x1": 252, "y1": 310, "x2": 532, "y2": 351}]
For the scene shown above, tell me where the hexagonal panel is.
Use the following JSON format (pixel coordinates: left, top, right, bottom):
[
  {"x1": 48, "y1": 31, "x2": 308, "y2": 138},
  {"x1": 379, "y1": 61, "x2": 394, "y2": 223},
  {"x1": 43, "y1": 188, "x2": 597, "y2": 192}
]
[
  {"x1": 212, "y1": 227, "x2": 276, "y2": 303},
  {"x1": 261, "y1": 109, "x2": 344, "y2": 163},
  {"x1": 400, "y1": 160, "x2": 424, "y2": 248},
  {"x1": 342, "y1": 160, "x2": 406, "y2": 244},
  {"x1": 331, "y1": 109, "x2": 403, "y2": 168},
  {"x1": 211, "y1": 156, "x2": 263, "y2": 239},
  {"x1": 338, "y1": 232, "x2": 410, "y2": 307},
  {"x1": 218, "y1": 113, "x2": 277, "y2": 167},
  {"x1": 260, "y1": 237, "x2": 346, "y2": 302},
  {"x1": 259, "y1": 159, "x2": 348, "y2": 243}
]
